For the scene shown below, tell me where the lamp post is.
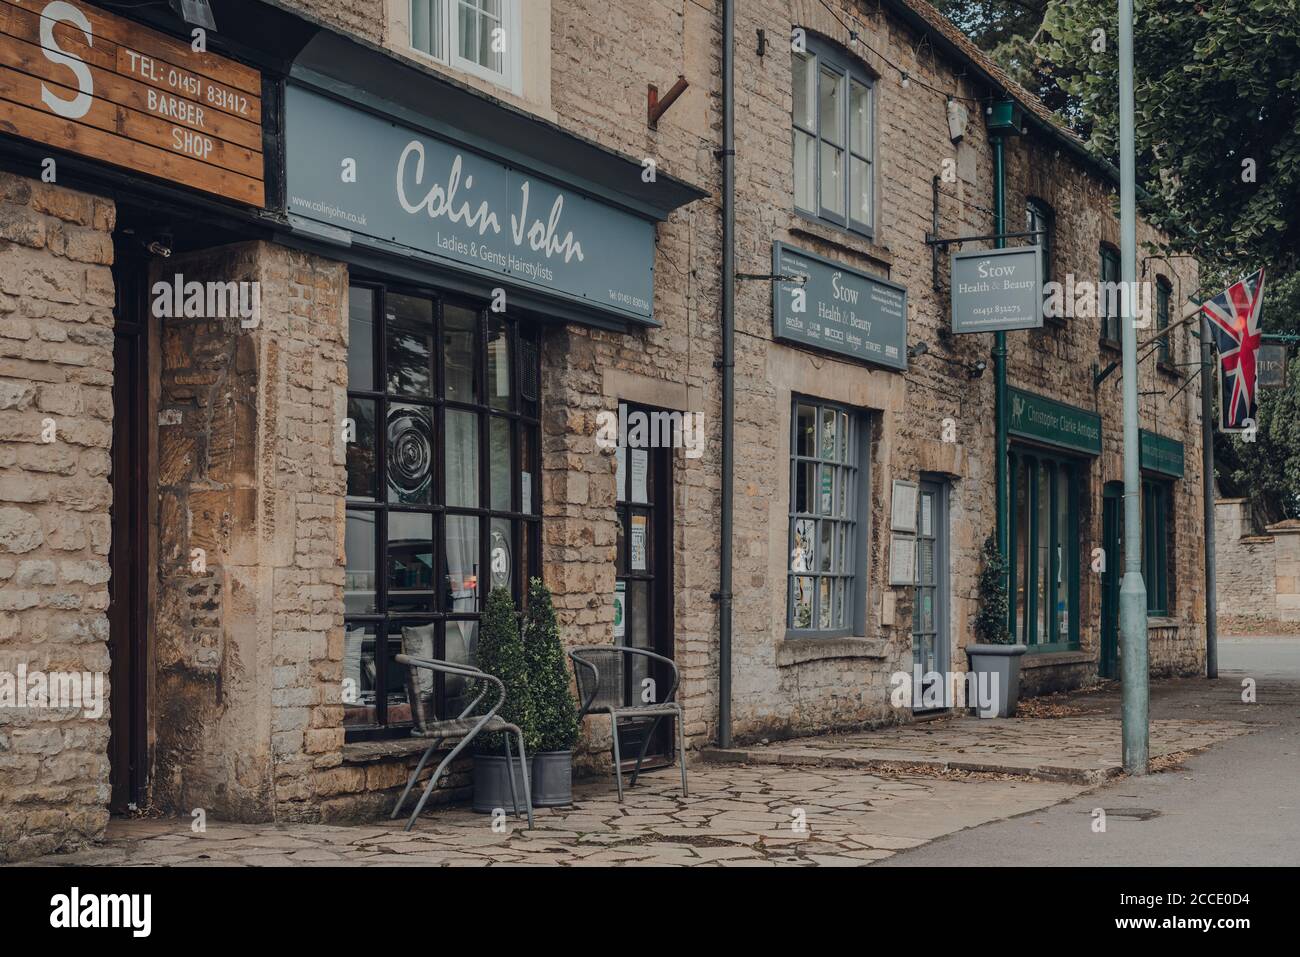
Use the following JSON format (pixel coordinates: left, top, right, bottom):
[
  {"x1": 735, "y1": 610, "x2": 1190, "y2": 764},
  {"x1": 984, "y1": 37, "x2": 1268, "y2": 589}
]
[{"x1": 1117, "y1": 0, "x2": 1150, "y2": 774}]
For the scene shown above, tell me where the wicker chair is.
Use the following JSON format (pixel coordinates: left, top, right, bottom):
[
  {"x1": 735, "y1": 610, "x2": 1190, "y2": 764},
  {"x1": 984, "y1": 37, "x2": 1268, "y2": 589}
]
[
  {"x1": 390, "y1": 654, "x2": 533, "y2": 831},
  {"x1": 569, "y1": 646, "x2": 687, "y2": 802}
]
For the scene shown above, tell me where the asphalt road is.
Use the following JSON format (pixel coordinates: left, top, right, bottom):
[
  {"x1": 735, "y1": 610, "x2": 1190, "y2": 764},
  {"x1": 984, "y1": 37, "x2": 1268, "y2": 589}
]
[{"x1": 876, "y1": 637, "x2": 1300, "y2": 866}]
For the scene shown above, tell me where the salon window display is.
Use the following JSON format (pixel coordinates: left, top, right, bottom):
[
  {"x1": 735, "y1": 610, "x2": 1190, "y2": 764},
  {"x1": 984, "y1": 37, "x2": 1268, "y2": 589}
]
[{"x1": 343, "y1": 281, "x2": 542, "y2": 738}]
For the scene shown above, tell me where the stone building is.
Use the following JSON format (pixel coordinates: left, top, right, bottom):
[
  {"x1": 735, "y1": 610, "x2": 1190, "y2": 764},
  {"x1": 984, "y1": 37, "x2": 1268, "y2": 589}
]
[{"x1": 0, "y1": 0, "x2": 1204, "y2": 861}]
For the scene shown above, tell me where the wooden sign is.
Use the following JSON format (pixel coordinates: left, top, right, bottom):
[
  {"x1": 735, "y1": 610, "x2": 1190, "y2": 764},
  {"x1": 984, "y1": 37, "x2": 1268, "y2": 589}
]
[{"x1": 0, "y1": 0, "x2": 263, "y2": 205}]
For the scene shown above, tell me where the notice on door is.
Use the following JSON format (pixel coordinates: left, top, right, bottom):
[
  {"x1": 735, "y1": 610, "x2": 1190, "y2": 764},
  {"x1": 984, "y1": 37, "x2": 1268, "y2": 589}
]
[{"x1": 0, "y1": 0, "x2": 264, "y2": 205}]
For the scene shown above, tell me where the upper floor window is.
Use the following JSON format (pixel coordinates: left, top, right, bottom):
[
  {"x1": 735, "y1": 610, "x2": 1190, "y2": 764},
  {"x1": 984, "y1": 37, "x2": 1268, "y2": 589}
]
[
  {"x1": 1155, "y1": 277, "x2": 1172, "y2": 365},
  {"x1": 1099, "y1": 244, "x2": 1121, "y2": 342},
  {"x1": 792, "y1": 39, "x2": 874, "y2": 235},
  {"x1": 410, "y1": 0, "x2": 521, "y2": 92},
  {"x1": 1026, "y1": 198, "x2": 1053, "y2": 286}
]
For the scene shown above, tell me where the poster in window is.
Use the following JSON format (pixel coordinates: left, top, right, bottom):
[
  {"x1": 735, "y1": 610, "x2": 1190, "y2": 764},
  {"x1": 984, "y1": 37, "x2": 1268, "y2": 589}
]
[
  {"x1": 630, "y1": 515, "x2": 648, "y2": 571},
  {"x1": 891, "y1": 480, "x2": 918, "y2": 532},
  {"x1": 888, "y1": 533, "x2": 916, "y2": 585},
  {"x1": 521, "y1": 470, "x2": 532, "y2": 513},
  {"x1": 630, "y1": 449, "x2": 649, "y2": 503},
  {"x1": 613, "y1": 581, "x2": 626, "y2": 640}
]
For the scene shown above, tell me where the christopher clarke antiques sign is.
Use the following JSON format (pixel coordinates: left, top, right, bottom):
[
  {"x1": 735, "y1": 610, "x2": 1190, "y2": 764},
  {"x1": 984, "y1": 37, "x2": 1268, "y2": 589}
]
[
  {"x1": 284, "y1": 85, "x2": 657, "y2": 324},
  {"x1": 0, "y1": 0, "x2": 264, "y2": 205},
  {"x1": 1008, "y1": 387, "x2": 1102, "y2": 456},
  {"x1": 771, "y1": 242, "x2": 908, "y2": 371},
  {"x1": 951, "y1": 245, "x2": 1043, "y2": 333}
]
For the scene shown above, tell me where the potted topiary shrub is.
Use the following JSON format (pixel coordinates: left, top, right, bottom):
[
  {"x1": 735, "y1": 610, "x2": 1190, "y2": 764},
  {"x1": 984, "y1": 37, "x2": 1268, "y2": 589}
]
[
  {"x1": 965, "y1": 535, "x2": 1027, "y2": 717},
  {"x1": 523, "y1": 577, "x2": 580, "y2": 807},
  {"x1": 471, "y1": 586, "x2": 535, "y2": 814}
]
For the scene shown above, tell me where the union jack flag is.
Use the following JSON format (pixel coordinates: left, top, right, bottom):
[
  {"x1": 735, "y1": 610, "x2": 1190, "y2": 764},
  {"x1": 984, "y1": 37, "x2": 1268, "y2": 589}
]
[{"x1": 1202, "y1": 269, "x2": 1267, "y2": 433}]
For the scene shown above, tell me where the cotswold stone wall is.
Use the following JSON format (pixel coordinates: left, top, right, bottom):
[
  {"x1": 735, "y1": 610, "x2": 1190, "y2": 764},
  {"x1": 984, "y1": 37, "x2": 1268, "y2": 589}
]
[
  {"x1": 1214, "y1": 499, "x2": 1300, "y2": 624},
  {"x1": 151, "y1": 242, "x2": 351, "y2": 821},
  {"x1": 0, "y1": 172, "x2": 115, "y2": 860}
]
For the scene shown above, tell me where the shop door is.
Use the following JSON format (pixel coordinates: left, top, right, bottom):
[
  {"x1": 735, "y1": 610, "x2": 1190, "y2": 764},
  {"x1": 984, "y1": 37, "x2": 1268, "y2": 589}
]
[
  {"x1": 912, "y1": 480, "x2": 949, "y2": 709},
  {"x1": 109, "y1": 250, "x2": 150, "y2": 811},
  {"x1": 1100, "y1": 483, "x2": 1122, "y2": 679},
  {"x1": 614, "y1": 406, "x2": 675, "y2": 769}
]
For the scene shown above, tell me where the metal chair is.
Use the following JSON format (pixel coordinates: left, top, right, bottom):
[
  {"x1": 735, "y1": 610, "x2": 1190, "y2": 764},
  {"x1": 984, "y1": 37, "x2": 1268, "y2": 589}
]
[
  {"x1": 569, "y1": 646, "x2": 688, "y2": 802},
  {"x1": 390, "y1": 654, "x2": 534, "y2": 831}
]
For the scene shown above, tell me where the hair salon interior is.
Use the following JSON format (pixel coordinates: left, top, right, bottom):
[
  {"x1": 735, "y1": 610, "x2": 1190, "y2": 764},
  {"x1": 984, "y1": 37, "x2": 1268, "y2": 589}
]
[{"x1": 0, "y1": 0, "x2": 1204, "y2": 860}]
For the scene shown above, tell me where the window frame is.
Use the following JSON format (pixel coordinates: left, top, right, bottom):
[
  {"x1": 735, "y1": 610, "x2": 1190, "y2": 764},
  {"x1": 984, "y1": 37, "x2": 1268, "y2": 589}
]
[
  {"x1": 1142, "y1": 478, "x2": 1172, "y2": 615},
  {"x1": 1026, "y1": 197, "x2": 1054, "y2": 312},
  {"x1": 408, "y1": 0, "x2": 523, "y2": 94},
  {"x1": 1007, "y1": 446, "x2": 1081, "y2": 652},
  {"x1": 786, "y1": 396, "x2": 871, "y2": 639},
  {"x1": 1099, "y1": 243, "x2": 1121, "y2": 344},
  {"x1": 344, "y1": 279, "x2": 542, "y2": 741},
  {"x1": 791, "y1": 37, "x2": 876, "y2": 238},
  {"x1": 1155, "y1": 276, "x2": 1173, "y2": 367}
]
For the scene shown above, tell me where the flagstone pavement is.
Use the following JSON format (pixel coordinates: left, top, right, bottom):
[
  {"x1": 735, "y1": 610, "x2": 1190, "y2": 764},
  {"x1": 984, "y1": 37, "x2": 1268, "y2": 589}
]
[
  {"x1": 16, "y1": 681, "x2": 1250, "y2": 867},
  {"x1": 24, "y1": 764, "x2": 1089, "y2": 867}
]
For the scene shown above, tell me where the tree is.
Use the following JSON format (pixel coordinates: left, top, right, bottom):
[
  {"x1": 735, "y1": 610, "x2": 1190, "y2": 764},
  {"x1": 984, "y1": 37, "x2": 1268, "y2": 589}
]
[
  {"x1": 474, "y1": 586, "x2": 534, "y2": 755},
  {"x1": 1032, "y1": 0, "x2": 1300, "y2": 271},
  {"x1": 973, "y1": 535, "x2": 1013, "y2": 644},
  {"x1": 523, "y1": 577, "x2": 579, "y2": 754}
]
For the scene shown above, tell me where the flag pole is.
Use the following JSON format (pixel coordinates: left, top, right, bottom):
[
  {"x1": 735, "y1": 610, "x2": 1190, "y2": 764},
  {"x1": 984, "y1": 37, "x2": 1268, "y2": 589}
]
[
  {"x1": 1118, "y1": 0, "x2": 1150, "y2": 774},
  {"x1": 1201, "y1": 309, "x2": 1218, "y2": 680}
]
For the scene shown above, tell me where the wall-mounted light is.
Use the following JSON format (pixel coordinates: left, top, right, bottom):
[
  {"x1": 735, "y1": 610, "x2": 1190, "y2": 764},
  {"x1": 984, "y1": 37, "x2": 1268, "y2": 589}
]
[{"x1": 168, "y1": 0, "x2": 216, "y2": 31}]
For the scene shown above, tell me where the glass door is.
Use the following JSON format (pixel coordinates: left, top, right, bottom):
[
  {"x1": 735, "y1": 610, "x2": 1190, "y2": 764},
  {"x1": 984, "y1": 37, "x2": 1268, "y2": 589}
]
[
  {"x1": 614, "y1": 405, "x2": 675, "y2": 768},
  {"x1": 913, "y1": 480, "x2": 949, "y2": 709}
]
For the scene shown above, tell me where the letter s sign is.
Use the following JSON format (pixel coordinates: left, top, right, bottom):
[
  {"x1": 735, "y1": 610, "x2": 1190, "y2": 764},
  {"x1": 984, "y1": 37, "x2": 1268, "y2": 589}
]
[{"x1": 40, "y1": 1, "x2": 94, "y2": 120}]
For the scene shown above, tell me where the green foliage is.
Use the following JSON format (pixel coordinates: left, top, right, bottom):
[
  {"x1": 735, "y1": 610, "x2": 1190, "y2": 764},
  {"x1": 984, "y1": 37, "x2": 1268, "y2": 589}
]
[
  {"x1": 974, "y1": 535, "x2": 1013, "y2": 645},
  {"x1": 473, "y1": 586, "x2": 535, "y2": 755},
  {"x1": 1029, "y1": 0, "x2": 1300, "y2": 271},
  {"x1": 523, "y1": 577, "x2": 579, "y2": 753}
]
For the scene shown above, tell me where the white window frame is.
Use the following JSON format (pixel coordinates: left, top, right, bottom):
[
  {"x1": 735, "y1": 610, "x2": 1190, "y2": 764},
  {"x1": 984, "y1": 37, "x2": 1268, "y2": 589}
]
[{"x1": 408, "y1": 0, "x2": 523, "y2": 95}]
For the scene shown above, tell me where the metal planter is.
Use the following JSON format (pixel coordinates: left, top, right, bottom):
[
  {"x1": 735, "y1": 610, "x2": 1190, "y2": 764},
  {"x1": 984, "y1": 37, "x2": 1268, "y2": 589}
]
[
  {"x1": 530, "y1": 751, "x2": 574, "y2": 807},
  {"x1": 471, "y1": 754, "x2": 530, "y2": 815}
]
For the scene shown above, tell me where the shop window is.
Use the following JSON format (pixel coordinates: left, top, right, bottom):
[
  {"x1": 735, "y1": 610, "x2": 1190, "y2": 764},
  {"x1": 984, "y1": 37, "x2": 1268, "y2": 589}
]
[
  {"x1": 1008, "y1": 450, "x2": 1080, "y2": 649},
  {"x1": 410, "y1": 0, "x2": 521, "y2": 92},
  {"x1": 787, "y1": 398, "x2": 869, "y2": 636},
  {"x1": 1099, "y1": 244, "x2": 1121, "y2": 343},
  {"x1": 1143, "y1": 479, "x2": 1173, "y2": 615},
  {"x1": 792, "y1": 38, "x2": 874, "y2": 236},
  {"x1": 1155, "y1": 277, "x2": 1172, "y2": 366},
  {"x1": 344, "y1": 282, "x2": 541, "y2": 738},
  {"x1": 1026, "y1": 197, "x2": 1053, "y2": 289}
]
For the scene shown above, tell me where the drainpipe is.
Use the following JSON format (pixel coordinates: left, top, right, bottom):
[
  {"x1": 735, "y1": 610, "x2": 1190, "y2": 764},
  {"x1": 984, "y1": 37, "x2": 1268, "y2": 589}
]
[
  {"x1": 985, "y1": 102, "x2": 1022, "y2": 609},
  {"x1": 718, "y1": 0, "x2": 735, "y2": 748}
]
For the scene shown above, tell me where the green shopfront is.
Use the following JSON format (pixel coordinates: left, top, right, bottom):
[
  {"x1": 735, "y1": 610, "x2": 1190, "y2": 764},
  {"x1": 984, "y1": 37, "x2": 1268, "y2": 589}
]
[{"x1": 1006, "y1": 388, "x2": 1102, "y2": 654}]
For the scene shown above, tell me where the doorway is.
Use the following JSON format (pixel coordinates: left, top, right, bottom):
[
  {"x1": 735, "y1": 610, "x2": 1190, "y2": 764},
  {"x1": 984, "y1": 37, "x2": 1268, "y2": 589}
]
[
  {"x1": 108, "y1": 244, "x2": 150, "y2": 812},
  {"x1": 912, "y1": 479, "x2": 950, "y2": 710},
  {"x1": 613, "y1": 404, "x2": 676, "y2": 769},
  {"x1": 1100, "y1": 482, "x2": 1122, "y2": 679}
]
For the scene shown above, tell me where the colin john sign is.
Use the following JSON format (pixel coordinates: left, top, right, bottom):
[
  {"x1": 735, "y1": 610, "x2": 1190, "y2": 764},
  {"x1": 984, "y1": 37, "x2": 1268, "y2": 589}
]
[
  {"x1": 283, "y1": 85, "x2": 656, "y2": 324},
  {"x1": 0, "y1": 0, "x2": 264, "y2": 204}
]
